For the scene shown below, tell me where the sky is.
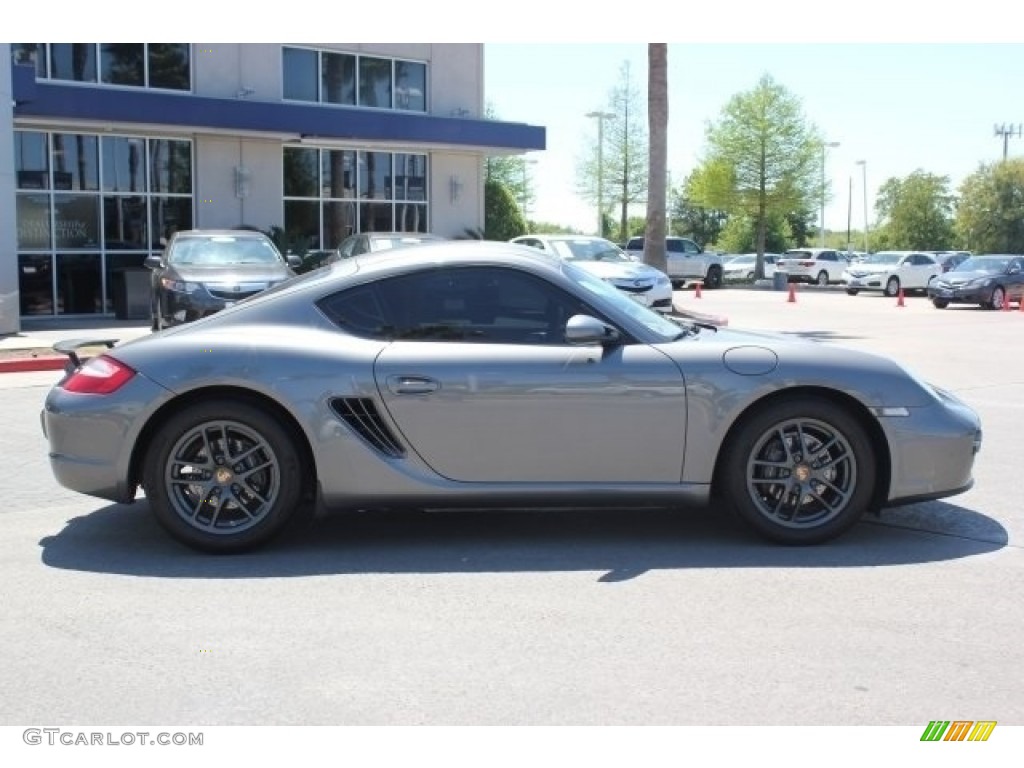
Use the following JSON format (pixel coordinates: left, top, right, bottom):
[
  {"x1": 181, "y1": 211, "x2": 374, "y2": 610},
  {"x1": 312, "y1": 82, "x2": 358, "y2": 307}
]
[{"x1": 485, "y1": 42, "x2": 1024, "y2": 235}]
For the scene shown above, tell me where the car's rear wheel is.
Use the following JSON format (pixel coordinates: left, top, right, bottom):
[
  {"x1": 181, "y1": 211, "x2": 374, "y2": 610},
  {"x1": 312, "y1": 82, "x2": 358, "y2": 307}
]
[
  {"x1": 718, "y1": 397, "x2": 875, "y2": 545},
  {"x1": 885, "y1": 276, "x2": 901, "y2": 297},
  {"x1": 932, "y1": 298, "x2": 949, "y2": 309},
  {"x1": 143, "y1": 400, "x2": 303, "y2": 553},
  {"x1": 705, "y1": 266, "x2": 723, "y2": 289},
  {"x1": 816, "y1": 270, "x2": 829, "y2": 286}
]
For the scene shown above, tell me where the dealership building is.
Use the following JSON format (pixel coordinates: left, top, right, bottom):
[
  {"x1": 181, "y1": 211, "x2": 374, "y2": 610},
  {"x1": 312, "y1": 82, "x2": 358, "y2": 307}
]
[{"x1": 0, "y1": 43, "x2": 545, "y2": 335}]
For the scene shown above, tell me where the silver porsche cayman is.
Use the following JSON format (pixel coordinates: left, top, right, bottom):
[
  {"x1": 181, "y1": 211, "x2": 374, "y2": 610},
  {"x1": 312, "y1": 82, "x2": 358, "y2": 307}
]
[{"x1": 42, "y1": 241, "x2": 981, "y2": 553}]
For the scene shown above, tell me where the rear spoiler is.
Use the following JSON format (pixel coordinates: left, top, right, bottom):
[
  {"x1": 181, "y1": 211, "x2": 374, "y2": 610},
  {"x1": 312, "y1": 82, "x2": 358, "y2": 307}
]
[{"x1": 52, "y1": 338, "x2": 119, "y2": 374}]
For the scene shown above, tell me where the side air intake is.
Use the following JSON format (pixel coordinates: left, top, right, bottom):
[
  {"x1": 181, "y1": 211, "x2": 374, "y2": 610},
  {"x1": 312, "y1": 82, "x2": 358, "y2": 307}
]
[{"x1": 329, "y1": 398, "x2": 406, "y2": 458}]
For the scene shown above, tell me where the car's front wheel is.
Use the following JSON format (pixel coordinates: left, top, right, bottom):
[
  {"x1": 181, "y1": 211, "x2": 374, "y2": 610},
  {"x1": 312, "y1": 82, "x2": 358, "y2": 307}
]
[
  {"x1": 704, "y1": 265, "x2": 723, "y2": 289},
  {"x1": 718, "y1": 397, "x2": 876, "y2": 545},
  {"x1": 932, "y1": 298, "x2": 949, "y2": 309},
  {"x1": 143, "y1": 400, "x2": 304, "y2": 553},
  {"x1": 885, "y1": 276, "x2": 901, "y2": 297},
  {"x1": 845, "y1": 288, "x2": 859, "y2": 296}
]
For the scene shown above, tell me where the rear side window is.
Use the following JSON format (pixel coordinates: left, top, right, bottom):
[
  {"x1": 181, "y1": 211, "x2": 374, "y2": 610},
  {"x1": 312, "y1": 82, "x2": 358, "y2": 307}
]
[{"x1": 626, "y1": 238, "x2": 643, "y2": 250}]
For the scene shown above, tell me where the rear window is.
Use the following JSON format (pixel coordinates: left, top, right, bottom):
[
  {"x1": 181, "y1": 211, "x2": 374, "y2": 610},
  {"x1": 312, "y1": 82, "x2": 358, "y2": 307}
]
[{"x1": 626, "y1": 238, "x2": 644, "y2": 250}]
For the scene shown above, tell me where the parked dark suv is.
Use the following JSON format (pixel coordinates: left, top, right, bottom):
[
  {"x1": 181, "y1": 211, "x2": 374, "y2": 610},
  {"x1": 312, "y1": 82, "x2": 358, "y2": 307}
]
[{"x1": 146, "y1": 229, "x2": 300, "y2": 330}]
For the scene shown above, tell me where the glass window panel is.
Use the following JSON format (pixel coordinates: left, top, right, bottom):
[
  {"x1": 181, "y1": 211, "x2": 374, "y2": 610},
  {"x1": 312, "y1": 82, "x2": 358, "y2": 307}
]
[
  {"x1": 149, "y1": 139, "x2": 192, "y2": 194},
  {"x1": 321, "y1": 52, "x2": 355, "y2": 105},
  {"x1": 358, "y1": 57, "x2": 392, "y2": 108},
  {"x1": 321, "y1": 149, "x2": 356, "y2": 199},
  {"x1": 18, "y1": 254, "x2": 54, "y2": 315},
  {"x1": 103, "y1": 196, "x2": 149, "y2": 250},
  {"x1": 393, "y1": 154, "x2": 427, "y2": 201},
  {"x1": 50, "y1": 43, "x2": 97, "y2": 82},
  {"x1": 396, "y1": 203, "x2": 428, "y2": 233},
  {"x1": 284, "y1": 200, "x2": 320, "y2": 251},
  {"x1": 15, "y1": 132, "x2": 49, "y2": 189},
  {"x1": 104, "y1": 252, "x2": 149, "y2": 314},
  {"x1": 53, "y1": 195, "x2": 101, "y2": 249},
  {"x1": 56, "y1": 253, "x2": 102, "y2": 314},
  {"x1": 51, "y1": 133, "x2": 99, "y2": 191},
  {"x1": 151, "y1": 197, "x2": 193, "y2": 248},
  {"x1": 283, "y1": 147, "x2": 319, "y2": 197},
  {"x1": 394, "y1": 61, "x2": 426, "y2": 112},
  {"x1": 100, "y1": 43, "x2": 144, "y2": 85},
  {"x1": 12, "y1": 44, "x2": 47, "y2": 78},
  {"x1": 323, "y1": 201, "x2": 357, "y2": 249},
  {"x1": 282, "y1": 47, "x2": 318, "y2": 101},
  {"x1": 102, "y1": 136, "x2": 146, "y2": 192},
  {"x1": 149, "y1": 44, "x2": 190, "y2": 90},
  {"x1": 359, "y1": 152, "x2": 392, "y2": 200},
  {"x1": 359, "y1": 202, "x2": 393, "y2": 233},
  {"x1": 16, "y1": 194, "x2": 52, "y2": 249}
]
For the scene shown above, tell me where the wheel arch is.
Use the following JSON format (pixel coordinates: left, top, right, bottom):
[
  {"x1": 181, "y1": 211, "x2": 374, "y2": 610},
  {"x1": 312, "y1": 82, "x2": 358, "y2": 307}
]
[
  {"x1": 129, "y1": 386, "x2": 318, "y2": 503},
  {"x1": 711, "y1": 386, "x2": 891, "y2": 512}
]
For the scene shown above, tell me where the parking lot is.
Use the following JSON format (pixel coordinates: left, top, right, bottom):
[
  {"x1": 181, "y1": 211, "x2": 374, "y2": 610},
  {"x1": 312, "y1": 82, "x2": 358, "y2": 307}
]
[{"x1": 1, "y1": 285, "x2": 1021, "y2": 726}]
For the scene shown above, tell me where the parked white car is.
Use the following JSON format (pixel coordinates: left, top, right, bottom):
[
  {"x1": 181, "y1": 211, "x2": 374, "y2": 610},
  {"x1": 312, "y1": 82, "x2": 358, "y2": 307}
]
[
  {"x1": 623, "y1": 236, "x2": 724, "y2": 289},
  {"x1": 776, "y1": 248, "x2": 847, "y2": 286},
  {"x1": 842, "y1": 251, "x2": 941, "y2": 297},
  {"x1": 723, "y1": 253, "x2": 778, "y2": 281},
  {"x1": 510, "y1": 235, "x2": 674, "y2": 313}
]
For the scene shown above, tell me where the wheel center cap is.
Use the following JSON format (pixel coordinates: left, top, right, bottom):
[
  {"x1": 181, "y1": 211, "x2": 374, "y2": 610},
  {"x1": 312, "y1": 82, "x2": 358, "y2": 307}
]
[
  {"x1": 215, "y1": 467, "x2": 233, "y2": 484},
  {"x1": 794, "y1": 464, "x2": 811, "y2": 482}
]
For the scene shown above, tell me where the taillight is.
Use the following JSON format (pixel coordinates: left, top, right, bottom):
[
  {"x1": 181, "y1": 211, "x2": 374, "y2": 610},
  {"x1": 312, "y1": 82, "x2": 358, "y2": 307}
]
[
  {"x1": 799, "y1": 260, "x2": 816, "y2": 267},
  {"x1": 62, "y1": 354, "x2": 136, "y2": 394}
]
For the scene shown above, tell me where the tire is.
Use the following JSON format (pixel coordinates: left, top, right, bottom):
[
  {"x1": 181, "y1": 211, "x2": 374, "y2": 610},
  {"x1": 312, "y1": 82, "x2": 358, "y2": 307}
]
[
  {"x1": 932, "y1": 298, "x2": 949, "y2": 309},
  {"x1": 816, "y1": 270, "x2": 829, "y2": 286},
  {"x1": 987, "y1": 286, "x2": 1005, "y2": 310},
  {"x1": 704, "y1": 265, "x2": 723, "y2": 290},
  {"x1": 142, "y1": 400, "x2": 304, "y2": 553},
  {"x1": 718, "y1": 396, "x2": 876, "y2": 545},
  {"x1": 746, "y1": 271, "x2": 755, "y2": 281},
  {"x1": 884, "y1": 276, "x2": 900, "y2": 297},
  {"x1": 845, "y1": 288, "x2": 859, "y2": 296}
]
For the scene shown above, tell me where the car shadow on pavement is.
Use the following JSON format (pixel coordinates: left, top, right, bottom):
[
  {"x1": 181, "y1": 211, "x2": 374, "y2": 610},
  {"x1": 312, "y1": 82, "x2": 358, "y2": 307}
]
[
  {"x1": 780, "y1": 330, "x2": 865, "y2": 341},
  {"x1": 38, "y1": 499, "x2": 1008, "y2": 582}
]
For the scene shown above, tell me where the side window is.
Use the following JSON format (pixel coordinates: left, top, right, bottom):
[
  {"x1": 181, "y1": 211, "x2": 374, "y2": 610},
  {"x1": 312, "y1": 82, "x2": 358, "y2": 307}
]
[
  {"x1": 626, "y1": 237, "x2": 643, "y2": 251},
  {"x1": 684, "y1": 240, "x2": 700, "y2": 254},
  {"x1": 317, "y1": 283, "x2": 394, "y2": 339},
  {"x1": 667, "y1": 240, "x2": 684, "y2": 253},
  {"x1": 373, "y1": 267, "x2": 591, "y2": 344},
  {"x1": 821, "y1": 252, "x2": 836, "y2": 261},
  {"x1": 519, "y1": 238, "x2": 543, "y2": 250}
]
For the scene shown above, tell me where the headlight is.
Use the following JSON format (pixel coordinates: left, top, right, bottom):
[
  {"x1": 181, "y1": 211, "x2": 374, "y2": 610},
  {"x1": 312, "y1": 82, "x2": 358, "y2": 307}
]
[
  {"x1": 656, "y1": 276, "x2": 670, "y2": 286},
  {"x1": 968, "y1": 277, "x2": 992, "y2": 287},
  {"x1": 160, "y1": 277, "x2": 201, "y2": 293}
]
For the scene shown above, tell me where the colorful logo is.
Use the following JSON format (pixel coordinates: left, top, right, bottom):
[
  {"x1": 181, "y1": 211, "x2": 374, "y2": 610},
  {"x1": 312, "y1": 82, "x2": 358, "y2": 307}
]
[{"x1": 921, "y1": 721, "x2": 997, "y2": 741}]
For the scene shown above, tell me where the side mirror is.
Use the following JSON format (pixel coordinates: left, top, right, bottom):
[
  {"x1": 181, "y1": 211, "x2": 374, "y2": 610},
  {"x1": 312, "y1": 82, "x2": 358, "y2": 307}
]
[
  {"x1": 286, "y1": 254, "x2": 302, "y2": 269},
  {"x1": 144, "y1": 255, "x2": 164, "y2": 270},
  {"x1": 565, "y1": 314, "x2": 621, "y2": 346}
]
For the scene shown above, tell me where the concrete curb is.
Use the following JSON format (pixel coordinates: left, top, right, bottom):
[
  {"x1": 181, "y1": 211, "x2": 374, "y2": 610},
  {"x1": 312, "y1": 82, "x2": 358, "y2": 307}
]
[{"x1": 0, "y1": 355, "x2": 66, "y2": 374}]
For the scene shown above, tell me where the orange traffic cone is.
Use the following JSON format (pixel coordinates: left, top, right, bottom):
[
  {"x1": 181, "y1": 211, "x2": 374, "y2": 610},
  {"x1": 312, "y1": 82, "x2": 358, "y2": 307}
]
[
  {"x1": 896, "y1": 288, "x2": 905, "y2": 307},
  {"x1": 787, "y1": 283, "x2": 796, "y2": 303},
  {"x1": 694, "y1": 282, "x2": 703, "y2": 299},
  {"x1": 1003, "y1": 292, "x2": 1011, "y2": 312},
  {"x1": 1019, "y1": 295, "x2": 1024, "y2": 313}
]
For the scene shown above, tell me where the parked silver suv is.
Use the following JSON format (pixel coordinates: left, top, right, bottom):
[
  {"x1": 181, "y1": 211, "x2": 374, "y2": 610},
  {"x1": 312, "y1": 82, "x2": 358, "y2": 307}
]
[{"x1": 624, "y1": 236, "x2": 724, "y2": 289}]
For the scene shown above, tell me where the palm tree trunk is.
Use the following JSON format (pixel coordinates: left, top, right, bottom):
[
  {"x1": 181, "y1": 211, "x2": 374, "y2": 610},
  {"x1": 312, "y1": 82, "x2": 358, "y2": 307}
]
[{"x1": 644, "y1": 44, "x2": 668, "y2": 274}]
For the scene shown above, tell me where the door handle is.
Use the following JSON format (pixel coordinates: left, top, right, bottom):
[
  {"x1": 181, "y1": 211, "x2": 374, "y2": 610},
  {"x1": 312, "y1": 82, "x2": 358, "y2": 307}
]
[{"x1": 387, "y1": 375, "x2": 440, "y2": 395}]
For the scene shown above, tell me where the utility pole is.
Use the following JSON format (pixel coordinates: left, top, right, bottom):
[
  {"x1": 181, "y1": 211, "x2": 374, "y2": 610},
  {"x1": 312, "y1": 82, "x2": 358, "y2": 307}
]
[
  {"x1": 820, "y1": 140, "x2": 840, "y2": 247},
  {"x1": 994, "y1": 123, "x2": 1023, "y2": 160}
]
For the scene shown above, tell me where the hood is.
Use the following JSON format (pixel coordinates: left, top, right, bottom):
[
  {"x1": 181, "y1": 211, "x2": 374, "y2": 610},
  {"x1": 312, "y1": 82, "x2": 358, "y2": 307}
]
[
  {"x1": 170, "y1": 262, "x2": 293, "y2": 284},
  {"x1": 845, "y1": 263, "x2": 894, "y2": 275},
  {"x1": 572, "y1": 261, "x2": 664, "y2": 281},
  {"x1": 937, "y1": 270, "x2": 999, "y2": 284}
]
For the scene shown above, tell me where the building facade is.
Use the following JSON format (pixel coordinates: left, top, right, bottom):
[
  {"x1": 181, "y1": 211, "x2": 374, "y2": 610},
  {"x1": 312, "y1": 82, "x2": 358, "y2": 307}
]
[{"x1": 0, "y1": 43, "x2": 544, "y2": 334}]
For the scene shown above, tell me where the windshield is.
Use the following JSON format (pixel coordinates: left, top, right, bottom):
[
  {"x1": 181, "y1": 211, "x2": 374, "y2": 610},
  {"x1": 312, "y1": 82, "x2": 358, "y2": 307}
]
[
  {"x1": 954, "y1": 256, "x2": 1010, "y2": 273},
  {"x1": 549, "y1": 238, "x2": 631, "y2": 263},
  {"x1": 861, "y1": 252, "x2": 903, "y2": 265},
  {"x1": 169, "y1": 236, "x2": 283, "y2": 266},
  {"x1": 561, "y1": 261, "x2": 681, "y2": 339}
]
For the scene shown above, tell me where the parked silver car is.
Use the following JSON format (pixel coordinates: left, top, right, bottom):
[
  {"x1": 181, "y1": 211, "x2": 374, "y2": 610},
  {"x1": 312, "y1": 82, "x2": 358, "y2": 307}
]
[{"x1": 43, "y1": 241, "x2": 981, "y2": 553}]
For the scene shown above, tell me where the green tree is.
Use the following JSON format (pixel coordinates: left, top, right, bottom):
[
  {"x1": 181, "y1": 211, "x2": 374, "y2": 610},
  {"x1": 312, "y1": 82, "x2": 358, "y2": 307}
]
[
  {"x1": 577, "y1": 61, "x2": 649, "y2": 239},
  {"x1": 669, "y1": 175, "x2": 728, "y2": 245},
  {"x1": 689, "y1": 74, "x2": 821, "y2": 278},
  {"x1": 873, "y1": 170, "x2": 955, "y2": 250},
  {"x1": 956, "y1": 158, "x2": 1024, "y2": 253},
  {"x1": 484, "y1": 178, "x2": 527, "y2": 241},
  {"x1": 484, "y1": 104, "x2": 535, "y2": 216},
  {"x1": 717, "y1": 212, "x2": 792, "y2": 254}
]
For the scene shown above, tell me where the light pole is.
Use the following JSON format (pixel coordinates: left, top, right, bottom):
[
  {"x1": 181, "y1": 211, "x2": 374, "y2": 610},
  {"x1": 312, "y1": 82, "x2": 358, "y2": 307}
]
[
  {"x1": 856, "y1": 160, "x2": 870, "y2": 253},
  {"x1": 820, "y1": 140, "x2": 840, "y2": 247},
  {"x1": 586, "y1": 110, "x2": 616, "y2": 237},
  {"x1": 520, "y1": 158, "x2": 537, "y2": 220}
]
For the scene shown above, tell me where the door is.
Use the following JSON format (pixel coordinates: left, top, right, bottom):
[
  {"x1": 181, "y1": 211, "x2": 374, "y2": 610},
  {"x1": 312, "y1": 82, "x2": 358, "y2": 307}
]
[{"x1": 368, "y1": 266, "x2": 688, "y2": 483}]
